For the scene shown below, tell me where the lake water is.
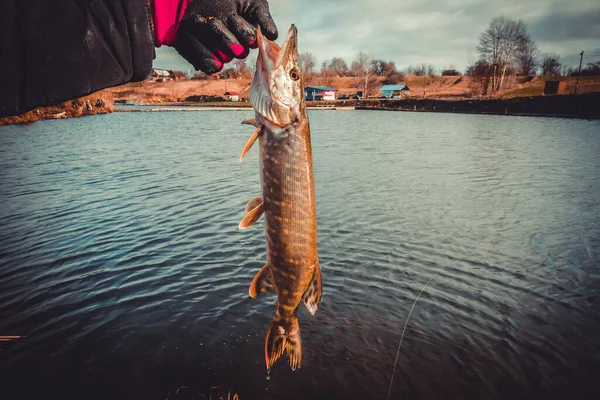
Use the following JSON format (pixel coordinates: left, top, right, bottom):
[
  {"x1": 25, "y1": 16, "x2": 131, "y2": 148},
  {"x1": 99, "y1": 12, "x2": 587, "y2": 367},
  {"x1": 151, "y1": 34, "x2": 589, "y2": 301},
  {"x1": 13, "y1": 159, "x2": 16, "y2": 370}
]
[{"x1": 1, "y1": 110, "x2": 599, "y2": 400}]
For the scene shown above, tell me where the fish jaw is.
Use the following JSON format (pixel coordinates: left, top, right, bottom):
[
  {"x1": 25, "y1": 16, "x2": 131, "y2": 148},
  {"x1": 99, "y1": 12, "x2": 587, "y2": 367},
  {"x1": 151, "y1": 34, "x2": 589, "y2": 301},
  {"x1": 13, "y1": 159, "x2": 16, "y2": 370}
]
[{"x1": 250, "y1": 24, "x2": 305, "y2": 128}]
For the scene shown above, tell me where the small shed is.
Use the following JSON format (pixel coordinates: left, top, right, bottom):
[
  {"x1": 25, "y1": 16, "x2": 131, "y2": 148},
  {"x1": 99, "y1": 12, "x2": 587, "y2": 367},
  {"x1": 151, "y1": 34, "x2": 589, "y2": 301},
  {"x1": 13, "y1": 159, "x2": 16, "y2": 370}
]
[
  {"x1": 380, "y1": 84, "x2": 411, "y2": 98},
  {"x1": 543, "y1": 81, "x2": 567, "y2": 95},
  {"x1": 225, "y1": 91, "x2": 240, "y2": 101},
  {"x1": 305, "y1": 86, "x2": 338, "y2": 101}
]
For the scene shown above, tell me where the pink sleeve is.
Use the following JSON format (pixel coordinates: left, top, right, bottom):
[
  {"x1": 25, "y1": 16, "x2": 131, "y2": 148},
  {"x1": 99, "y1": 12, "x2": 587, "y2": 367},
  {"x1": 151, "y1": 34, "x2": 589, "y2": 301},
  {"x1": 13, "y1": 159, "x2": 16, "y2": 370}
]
[{"x1": 153, "y1": 0, "x2": 194, "y2": 47}]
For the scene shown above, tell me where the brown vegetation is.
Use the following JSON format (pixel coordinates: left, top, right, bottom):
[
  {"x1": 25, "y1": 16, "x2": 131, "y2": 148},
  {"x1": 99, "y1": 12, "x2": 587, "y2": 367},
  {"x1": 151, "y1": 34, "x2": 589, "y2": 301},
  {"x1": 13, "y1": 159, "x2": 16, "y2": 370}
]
[
  {"x1": 0, "y1": 91, "x2": 114, "y2": 126},
  {"x1": 499, "y1": 75, "x2": 600, "y2": 98},
  {"x1": 106, "y1": 79, "x2": 251, "y2": 103},
  {"x1": 4, "y1": 73, "x2": 597, "y2": 126},
  {"x1": 103, "y1": 73, "x2": 600, "y2": 106}
]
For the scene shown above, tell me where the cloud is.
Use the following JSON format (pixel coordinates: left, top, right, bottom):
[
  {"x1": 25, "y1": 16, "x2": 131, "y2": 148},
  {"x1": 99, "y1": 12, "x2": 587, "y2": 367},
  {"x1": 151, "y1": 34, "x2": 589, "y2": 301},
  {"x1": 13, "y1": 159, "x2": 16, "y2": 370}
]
[
  {"x1": 529, "y1": 9, "x2": 600, "y2": 42},
  {"x1": 154, "y1": 47, "x2": 192, "y2": 73},
  {"x1": 154, "y1": 0, "x2": 600, "y2": 73}
]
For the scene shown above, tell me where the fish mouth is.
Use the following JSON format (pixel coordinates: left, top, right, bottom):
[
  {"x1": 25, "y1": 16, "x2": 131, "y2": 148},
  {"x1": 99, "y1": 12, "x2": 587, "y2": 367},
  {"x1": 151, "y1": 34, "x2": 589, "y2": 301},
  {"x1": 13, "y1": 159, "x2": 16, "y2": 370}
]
[
  {"x1": 275, "y1": 24, "x2": 298, "y2": 67},
  {"x1": 256, "y1": 24, "x2": 297, "y2": 72}
]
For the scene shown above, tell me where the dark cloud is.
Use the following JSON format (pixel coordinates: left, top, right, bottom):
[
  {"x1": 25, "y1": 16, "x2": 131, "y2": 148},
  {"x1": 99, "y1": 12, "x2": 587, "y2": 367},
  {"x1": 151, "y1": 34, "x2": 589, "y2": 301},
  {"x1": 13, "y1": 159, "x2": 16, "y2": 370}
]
[{"x1": 529, "y1": 9, "x2": 600, "y2": 41}]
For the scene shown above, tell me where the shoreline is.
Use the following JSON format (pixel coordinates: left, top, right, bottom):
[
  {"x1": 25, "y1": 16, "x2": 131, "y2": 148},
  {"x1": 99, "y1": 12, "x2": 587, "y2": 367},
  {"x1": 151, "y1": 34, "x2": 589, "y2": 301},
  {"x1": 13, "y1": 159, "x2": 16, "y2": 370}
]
[
  {"x1": 351, "y1": 92, "x2": 600, "y2": 119},
  {"x1": 0, "y1": 93, "x2": 114, "y2": 126},
  {"x1": 3, "y1": 93, "x2": 599, "y2": 126},
  {"x1": 114, "y1": 92, "x2": 600, "y2": 119}
]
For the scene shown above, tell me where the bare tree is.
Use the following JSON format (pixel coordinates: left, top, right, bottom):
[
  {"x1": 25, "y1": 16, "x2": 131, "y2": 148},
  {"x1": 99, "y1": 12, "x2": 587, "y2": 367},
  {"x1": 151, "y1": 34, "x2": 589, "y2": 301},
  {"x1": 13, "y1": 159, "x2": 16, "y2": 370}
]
[
  {"x1": 234, "y1": 59, "x2": 252, "y2": 79},
  {"x1": 329, "y1": 57, "x2": 349, "y2": 76},
  {"x1": 540, "y1": 53, "x2": 561, "y2": 76},
  {"x1": 321, "y1": 59, "x2": 335, "y2": 76},
  {"x1": 219, "y1": 67, "x2": 238, "y2": 79},
  {"x1": 581, "y1": 61, "x2": 600, "y2": 76},
  {"x1": 516, "y1": 35, "x2": 539, "y2": 75},
  {"x1": 477, "y1": 16, "x2": 529, "y2": 92},
  {"x1": 371, "y1": 60, "x2": 383, "y2": 75},
  {"x1": 299, "y1": 52, "x2": 316, "y2": 74},
  {"x1": 383, "y1": 61, "x2": 398, "y2": 77},
  {"x1": 351, "y1": 51, "x2": 373, "y2": 95},
  {"x1": 406, "y1": 64, "x2": 427, "y2": 76},
  {"x1": 373, "y1": 60, "x2": 403, "y2": 83},
  {"x1": 371, "y1": 60, "x2": 397, "y2": 77},
  {"x1": 426, "y1": 64, "x2": 437, "y2": 77},
  {"x1": 466, "y1": 60, "x2": 493, "y2": 97},
  {"x1": 246, "y1": 55, "x2": 257, "y2": 73}
]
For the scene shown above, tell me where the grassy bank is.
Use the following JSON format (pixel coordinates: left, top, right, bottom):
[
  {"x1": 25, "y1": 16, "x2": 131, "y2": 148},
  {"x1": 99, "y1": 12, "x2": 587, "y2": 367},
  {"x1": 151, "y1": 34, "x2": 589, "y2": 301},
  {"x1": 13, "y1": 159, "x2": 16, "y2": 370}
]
[{"x1": 500, "y1": 76, "x2": 600, "y2": 98}]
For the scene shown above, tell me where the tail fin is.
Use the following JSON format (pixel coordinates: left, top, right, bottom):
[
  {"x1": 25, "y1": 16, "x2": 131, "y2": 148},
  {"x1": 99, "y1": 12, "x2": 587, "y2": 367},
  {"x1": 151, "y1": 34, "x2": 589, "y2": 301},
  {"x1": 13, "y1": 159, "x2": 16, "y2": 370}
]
[{"x1": 265, "y1": 315, "x2": 302, "y2": 371}]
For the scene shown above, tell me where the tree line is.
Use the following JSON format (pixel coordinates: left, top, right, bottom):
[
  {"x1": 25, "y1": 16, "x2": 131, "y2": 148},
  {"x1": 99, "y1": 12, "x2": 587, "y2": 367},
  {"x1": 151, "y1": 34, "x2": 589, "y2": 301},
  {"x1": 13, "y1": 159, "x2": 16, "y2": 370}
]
[{"x1": 466, "y1": 16, "x2": 600, "y2": 96}]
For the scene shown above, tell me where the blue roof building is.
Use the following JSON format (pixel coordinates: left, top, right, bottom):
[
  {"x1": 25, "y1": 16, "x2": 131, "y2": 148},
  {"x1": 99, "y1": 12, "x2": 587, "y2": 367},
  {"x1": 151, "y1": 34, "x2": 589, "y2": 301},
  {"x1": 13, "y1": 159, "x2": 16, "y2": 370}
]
[{"x1": 380, "y1": 84, "x2": 411, "y2": 98}]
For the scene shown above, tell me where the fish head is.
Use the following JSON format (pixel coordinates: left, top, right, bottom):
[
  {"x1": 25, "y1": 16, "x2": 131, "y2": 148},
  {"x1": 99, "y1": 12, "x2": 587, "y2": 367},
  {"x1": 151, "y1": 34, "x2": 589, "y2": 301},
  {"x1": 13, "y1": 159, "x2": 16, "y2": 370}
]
[{"x1": 250, "y1": 24, "x2": 305, "y2": 128}]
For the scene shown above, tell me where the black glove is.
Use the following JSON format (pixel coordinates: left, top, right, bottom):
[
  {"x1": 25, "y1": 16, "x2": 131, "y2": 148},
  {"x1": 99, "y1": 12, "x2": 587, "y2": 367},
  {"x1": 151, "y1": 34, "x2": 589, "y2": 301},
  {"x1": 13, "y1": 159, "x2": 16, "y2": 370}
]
[{"x1": 172, "y1": 0, "x2": 278, "y2": 74}]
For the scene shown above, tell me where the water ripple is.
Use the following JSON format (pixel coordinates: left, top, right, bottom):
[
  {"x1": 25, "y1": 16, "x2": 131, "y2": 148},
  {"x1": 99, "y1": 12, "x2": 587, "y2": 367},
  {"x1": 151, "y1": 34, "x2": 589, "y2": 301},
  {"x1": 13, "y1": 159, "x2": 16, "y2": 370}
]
[{"x1": 1, "y1": 111, "x2": 599, "y2": 399}]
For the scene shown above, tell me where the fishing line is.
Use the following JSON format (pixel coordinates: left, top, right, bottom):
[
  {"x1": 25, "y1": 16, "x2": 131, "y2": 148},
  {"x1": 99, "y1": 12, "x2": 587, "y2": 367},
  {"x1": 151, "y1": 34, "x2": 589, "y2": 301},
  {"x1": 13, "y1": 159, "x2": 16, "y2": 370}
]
[{"x1": 386, "y1": 265, "x2": 447, "y2": 400}]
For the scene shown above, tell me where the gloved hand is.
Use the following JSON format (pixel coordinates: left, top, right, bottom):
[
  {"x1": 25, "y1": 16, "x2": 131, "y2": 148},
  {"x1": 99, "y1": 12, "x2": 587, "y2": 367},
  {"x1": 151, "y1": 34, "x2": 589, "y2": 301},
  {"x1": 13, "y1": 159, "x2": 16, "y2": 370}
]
[{"x1": 152, "y1": 0, "x2": 278, "y2": 74}]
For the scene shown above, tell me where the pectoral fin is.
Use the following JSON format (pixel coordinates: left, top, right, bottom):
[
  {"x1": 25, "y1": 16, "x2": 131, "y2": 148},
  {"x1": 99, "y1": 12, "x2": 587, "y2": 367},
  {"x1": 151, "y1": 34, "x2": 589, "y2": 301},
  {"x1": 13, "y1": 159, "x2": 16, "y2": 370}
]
[
  {"x1": 239, "y1": 126, "x2": 262, "y2": 162},
  {"x1": 302, "y1": 263, "x2": 322, "y2": 315},
  {"x1": 239, "y1": 200, "x2": 264, "y2": 229},
  {"x1": 249, "y1": 264, "x2": 273, "y2": 298},
  {"x1": 246, "y1": 196, "x2": 262, "y2": 212},
  {"x1": 241, "y1": 118, "x2": 258, "y2": 127}
]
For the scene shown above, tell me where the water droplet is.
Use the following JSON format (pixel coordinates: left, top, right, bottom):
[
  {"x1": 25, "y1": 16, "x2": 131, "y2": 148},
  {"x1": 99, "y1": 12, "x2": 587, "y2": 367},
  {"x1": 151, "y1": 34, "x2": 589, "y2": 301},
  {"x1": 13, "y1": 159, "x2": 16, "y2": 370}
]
[{"x1": 266, "y1": 374, "x2": 270, "y2": 381}]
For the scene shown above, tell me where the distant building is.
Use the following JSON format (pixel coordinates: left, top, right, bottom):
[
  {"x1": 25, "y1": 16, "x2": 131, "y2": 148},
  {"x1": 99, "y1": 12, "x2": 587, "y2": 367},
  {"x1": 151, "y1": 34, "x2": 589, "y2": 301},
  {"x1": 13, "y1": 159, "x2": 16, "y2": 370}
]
[
  {"x1": 150, "y1": 68, "x2": 175, "y2": 82},
  {"x1": 225, "y1": 91, "x2": 240, "y2": 101},
  {"x1": 305, "y1": 86, "x2": 338, "y2": 101},
  {"x1": 380, "y1": 84, "x2": 411, "y2": 98},
  {"x1": 543, "y1": 81, "x2": 567, "y2": 95}
]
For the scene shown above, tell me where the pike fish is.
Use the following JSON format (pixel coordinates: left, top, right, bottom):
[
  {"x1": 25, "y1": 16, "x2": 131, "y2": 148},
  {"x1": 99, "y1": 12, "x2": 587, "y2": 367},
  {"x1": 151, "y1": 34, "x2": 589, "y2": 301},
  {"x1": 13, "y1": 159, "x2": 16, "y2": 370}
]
[{"x1": 238, "y1": 24, "x2": 321, "y2": 371}]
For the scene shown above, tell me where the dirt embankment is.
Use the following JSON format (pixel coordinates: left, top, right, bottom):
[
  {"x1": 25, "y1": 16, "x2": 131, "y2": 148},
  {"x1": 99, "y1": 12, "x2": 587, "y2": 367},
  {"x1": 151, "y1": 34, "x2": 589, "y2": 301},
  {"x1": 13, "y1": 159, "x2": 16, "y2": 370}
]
[
  {"x1": 3, "y1": 74, "x2": 599, "y2": 125},
  {"x1": 106, "y1": 79, "x2": 252, "y2": 103},
  {"x1": 0, "y1": 91, "x2": 114, "y2": 126},
  {"x1": 353, "y1": 92, "x2": 600, "y2": 119},
  {"x1": 105, "y1": 75, "x2": 600, "y2": 103},
  {"x1": 104, "y1": 75, "x2": 477, "y2": 102}
]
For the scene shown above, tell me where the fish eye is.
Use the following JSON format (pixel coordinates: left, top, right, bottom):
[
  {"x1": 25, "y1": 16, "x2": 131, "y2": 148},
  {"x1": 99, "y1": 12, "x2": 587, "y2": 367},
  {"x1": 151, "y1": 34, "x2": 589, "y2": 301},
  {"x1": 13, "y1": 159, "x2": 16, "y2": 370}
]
[{"x1": 290, "y1": 68, "x2": 300, "y2": 81}]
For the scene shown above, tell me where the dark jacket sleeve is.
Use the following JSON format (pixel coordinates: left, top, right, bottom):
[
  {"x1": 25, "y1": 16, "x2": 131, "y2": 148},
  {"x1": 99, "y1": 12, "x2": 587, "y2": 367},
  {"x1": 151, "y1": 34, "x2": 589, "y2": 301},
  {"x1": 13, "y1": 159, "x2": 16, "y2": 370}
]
[{"x1": 0, "y1": 0, "x2": 154, "y2": 118}]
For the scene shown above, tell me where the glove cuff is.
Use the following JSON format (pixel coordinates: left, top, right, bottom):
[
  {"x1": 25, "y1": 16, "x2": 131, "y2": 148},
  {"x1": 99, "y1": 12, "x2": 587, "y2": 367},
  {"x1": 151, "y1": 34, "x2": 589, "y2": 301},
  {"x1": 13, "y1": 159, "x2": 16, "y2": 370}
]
[{"x1": 152, "y1": 0, "x2": 193, "y2": 47}]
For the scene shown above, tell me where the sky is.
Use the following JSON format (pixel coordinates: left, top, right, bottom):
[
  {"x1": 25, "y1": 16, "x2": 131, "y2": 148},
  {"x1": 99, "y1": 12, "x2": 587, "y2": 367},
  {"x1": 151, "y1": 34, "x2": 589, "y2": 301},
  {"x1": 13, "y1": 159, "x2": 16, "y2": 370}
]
[{"x1": 154, "y1": 0, "x2": 600, "y2": 74}]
